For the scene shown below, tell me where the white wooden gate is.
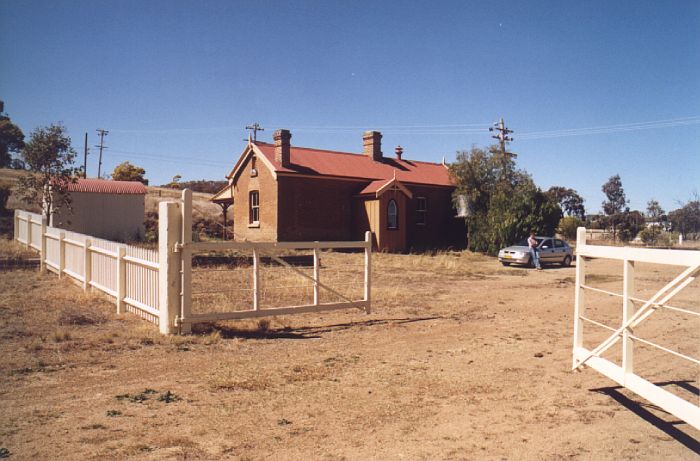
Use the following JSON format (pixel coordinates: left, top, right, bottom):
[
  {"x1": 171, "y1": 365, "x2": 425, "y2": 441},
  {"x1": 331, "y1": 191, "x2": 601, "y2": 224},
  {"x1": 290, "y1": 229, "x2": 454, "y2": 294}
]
[
  {"x1": 158, "y1": 190, "x2": 372, "y2": 334},
  {"x1": 572, "y1": 227, "x2": 700, "y2": 430}
]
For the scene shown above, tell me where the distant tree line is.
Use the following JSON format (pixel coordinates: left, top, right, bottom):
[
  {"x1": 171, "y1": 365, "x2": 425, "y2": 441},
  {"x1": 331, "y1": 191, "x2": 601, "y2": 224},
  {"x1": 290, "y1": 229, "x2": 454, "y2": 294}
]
[{"x1": 161, "y1": 176, "x2": 227, "y2": 194}]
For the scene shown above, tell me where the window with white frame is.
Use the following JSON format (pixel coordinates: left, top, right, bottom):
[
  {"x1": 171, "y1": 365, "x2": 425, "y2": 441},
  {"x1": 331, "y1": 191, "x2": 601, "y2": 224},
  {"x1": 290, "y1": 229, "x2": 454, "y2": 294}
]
[
  {"x1": 249, "y1": 190, "x2": 259, "y2": 224},
  {"x1": 387, "y1": 199, "x2": 398, "y2": 229},
  {"x1": 416, "y1": 197, "x2": 427, "y2": 225}
]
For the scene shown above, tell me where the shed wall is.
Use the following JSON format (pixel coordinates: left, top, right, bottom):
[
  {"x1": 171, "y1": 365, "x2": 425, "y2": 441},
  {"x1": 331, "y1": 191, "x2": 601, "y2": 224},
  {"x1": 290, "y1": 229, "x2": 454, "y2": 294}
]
[{"x1": 51, "y1": 192, "x2": 145, "y2": 242}]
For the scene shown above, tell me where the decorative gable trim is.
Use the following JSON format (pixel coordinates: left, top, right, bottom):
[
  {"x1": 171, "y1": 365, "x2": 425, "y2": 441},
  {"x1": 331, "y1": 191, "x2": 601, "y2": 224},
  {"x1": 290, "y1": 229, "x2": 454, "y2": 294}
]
[
  {"x1": 226, "y1": 142, "x2": 278, "y2": 182},
  {"x1": 377, "y1": 178, "x2": 413, "y2": 199},
  {"x1": 356, "y1": 177, "x2": 413, "y2": 199}
]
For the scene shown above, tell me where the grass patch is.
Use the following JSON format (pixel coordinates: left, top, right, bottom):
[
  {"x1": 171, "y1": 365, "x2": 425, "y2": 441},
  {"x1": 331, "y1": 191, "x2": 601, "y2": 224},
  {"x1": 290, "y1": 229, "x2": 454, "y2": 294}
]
[
  {"x1": 57, "y1": 305, "x2": 107, "y2": 326},
  {"x1": 51, "y1": 329, "x2": 72, "y2": 342}
]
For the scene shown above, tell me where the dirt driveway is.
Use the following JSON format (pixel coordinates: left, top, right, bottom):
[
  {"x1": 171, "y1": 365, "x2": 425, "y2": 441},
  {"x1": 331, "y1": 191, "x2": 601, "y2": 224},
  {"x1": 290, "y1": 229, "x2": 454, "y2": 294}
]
[{"x1": 1, "y1": 249, "x2": 698, "y2": 460}]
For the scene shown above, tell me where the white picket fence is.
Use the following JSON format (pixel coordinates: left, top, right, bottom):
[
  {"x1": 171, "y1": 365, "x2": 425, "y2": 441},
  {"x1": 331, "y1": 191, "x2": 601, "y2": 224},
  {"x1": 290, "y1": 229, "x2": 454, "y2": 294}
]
[
  {"x1": 572, "y1": 227, "x2": 700, "y2": 430},
  {"x1": 14, "y1": 210, "x2": 160, "y2": 325}
]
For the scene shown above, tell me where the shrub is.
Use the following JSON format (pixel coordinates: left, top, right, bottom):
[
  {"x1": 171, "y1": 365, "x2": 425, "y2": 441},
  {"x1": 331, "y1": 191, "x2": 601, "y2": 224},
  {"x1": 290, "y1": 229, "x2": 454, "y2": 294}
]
[
  {"x1": 0, "y1": 185, "x2": 10, "y2": 215},
  {"x1": 557, "y1": 216, "x2": 584, "y2": 240}
]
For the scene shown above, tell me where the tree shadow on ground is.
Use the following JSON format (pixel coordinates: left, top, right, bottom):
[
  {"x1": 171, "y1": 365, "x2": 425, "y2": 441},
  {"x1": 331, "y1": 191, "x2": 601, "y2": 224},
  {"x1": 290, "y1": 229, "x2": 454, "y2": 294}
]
[
  {"x1": 591, "y1": 381, "x2": 699, "y2": 454},
  {"x1": 193, "y1": 316, "x2": 444, "y2": 341}
]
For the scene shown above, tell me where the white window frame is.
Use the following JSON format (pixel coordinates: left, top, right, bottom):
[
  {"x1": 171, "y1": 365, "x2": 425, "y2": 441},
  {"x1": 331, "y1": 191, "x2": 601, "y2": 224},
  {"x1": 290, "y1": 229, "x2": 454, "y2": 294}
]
[
  {"x1": 249, "y1": 190, "x2": 260, "y2": 225},
  {"x1": 387, "y1": 199, "x2": 398, "y2": 230}
]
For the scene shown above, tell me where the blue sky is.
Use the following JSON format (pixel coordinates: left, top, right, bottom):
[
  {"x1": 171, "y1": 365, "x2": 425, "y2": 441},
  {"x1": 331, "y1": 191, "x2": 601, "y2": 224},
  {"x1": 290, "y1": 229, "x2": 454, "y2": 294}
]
[{"x1": 1, "y1": 0, "x2": 698, "y2": 213}]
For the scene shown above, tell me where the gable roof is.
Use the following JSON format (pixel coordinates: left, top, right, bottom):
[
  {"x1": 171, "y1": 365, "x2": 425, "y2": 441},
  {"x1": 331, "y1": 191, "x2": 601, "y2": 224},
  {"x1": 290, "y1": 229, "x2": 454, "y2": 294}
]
[
  {"x1": 211, "y1": 184, "x2": 234, "y2": 203},
  {"x1": 357, "y1": 178, "x2": 414, "y2": 199},
  {"x1": 67, "y1": 179, "x2": 147, "y2": 195},
  {"x1": 228, "y1": 142, "x2": 454, "y2": 187}
]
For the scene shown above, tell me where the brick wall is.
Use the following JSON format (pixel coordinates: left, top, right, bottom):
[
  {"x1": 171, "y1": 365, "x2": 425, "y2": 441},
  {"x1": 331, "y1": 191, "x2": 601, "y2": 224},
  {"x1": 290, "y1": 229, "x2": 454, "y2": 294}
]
[
  {"x1": 404, "y1": 184, "x2": 466, "y2": 250},
  {"x1": 232, "y1": 154, "x2": 278, "y2": 241},
  {"x1": 277, "y1": 176, "x2": 365, "y2": 241}
]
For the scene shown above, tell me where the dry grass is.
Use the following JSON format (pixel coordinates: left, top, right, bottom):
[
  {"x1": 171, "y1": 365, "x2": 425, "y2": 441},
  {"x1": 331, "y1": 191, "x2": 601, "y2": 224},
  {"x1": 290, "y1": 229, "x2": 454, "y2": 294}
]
[
  {"x1": 0, "y1": 238, "x2": 37, "y2": 260},
  {"x1": 0, "y1": 249, "x2": 698, "y2": 460}
]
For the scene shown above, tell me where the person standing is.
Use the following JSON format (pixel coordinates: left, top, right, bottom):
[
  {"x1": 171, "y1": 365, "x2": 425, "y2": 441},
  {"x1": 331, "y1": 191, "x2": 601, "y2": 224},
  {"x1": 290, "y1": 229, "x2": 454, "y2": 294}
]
[{"x1": 528, "y1": 232, "x2": 542, "y2": 270}]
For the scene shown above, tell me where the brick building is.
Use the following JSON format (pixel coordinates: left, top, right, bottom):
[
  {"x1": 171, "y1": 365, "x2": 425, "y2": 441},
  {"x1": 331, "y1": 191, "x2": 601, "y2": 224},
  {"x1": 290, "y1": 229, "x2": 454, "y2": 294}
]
[{"x1": 211, "y1": 129, "x2": 465, "y2": 252}]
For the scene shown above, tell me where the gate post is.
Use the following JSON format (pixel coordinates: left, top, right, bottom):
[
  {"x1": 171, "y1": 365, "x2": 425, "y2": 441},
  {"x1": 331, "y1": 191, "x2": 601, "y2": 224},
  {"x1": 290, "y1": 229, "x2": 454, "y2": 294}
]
[
  {"x1": 364, "y1": 231, "x2": 372, "y2": 314},
  {"x1": 252, "y1": 247, "x2": 260, "y2": 310},
  {"x1": 313, "y1": 243, "x2": 320, "y2": 306},
  {"x1": 159, "y1": 200, "x2": 182, "y2": 334},
  {"x1": 572, "y1": 227, "x2": 587, "y2": 367},
  {"x1": 180, "y1": 190, "x2": 192, "y2": 334},
  {"x1": 622, "y1": 259, "x2": 635, "y2": 381}
]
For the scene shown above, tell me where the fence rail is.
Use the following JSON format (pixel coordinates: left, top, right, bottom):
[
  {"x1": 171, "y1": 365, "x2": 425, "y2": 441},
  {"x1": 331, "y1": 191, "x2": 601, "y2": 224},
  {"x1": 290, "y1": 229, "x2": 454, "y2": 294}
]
[
  {"x1": 571, "y1": 227, "x2": 700, "y2": 430},
  {"x1": 14, "y1": 210, "x2": 160, "y2": 325}
]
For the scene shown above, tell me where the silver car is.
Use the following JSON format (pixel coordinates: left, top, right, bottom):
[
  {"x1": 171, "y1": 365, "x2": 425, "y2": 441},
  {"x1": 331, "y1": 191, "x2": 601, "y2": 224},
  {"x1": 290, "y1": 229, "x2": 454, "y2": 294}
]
[{"x1": 498, "y1": 236, "x2": 573, "y2": 267}]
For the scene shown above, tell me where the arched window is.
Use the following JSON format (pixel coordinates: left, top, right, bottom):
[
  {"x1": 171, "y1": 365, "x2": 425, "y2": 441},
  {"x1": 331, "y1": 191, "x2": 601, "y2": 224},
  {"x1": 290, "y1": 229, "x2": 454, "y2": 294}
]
[
  {"x1": 249, "y1": 191, "x2": 259, "y2": 224},
  {"x1": 387, "y1": 199, "x2": 398, "y2": 229}
]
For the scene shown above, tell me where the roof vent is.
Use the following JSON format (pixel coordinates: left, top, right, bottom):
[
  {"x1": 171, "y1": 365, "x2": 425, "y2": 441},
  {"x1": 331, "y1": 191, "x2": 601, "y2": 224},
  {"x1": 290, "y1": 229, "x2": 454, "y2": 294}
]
[{"x1": 395, "y1": 145, "x2": 403, "y2": 160}]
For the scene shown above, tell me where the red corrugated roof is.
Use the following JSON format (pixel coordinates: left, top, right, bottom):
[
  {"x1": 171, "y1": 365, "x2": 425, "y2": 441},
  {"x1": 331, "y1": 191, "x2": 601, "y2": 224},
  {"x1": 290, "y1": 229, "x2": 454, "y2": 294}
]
[
  {"x1": 67, "y1": 179, "x2": 147, "y2": 195},
  {"x1": 254, "y1": 143, "x2": 453, "y2": 187},
  {"x1": 358, "y1": 179, "x2": 390, "y2": 195}
]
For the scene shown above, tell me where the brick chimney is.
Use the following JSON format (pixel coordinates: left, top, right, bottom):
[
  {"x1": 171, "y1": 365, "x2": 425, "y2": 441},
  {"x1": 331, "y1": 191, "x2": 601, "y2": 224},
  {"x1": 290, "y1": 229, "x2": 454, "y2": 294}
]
[
  {"x1": 363, "y1": 131, "x2": 382, "y2": 161},
  {"x1": 273, "y1": 129, "x2": 291, "y2": 167},
  {"x1": 395, "y1": 145, "x2": 403, "y2": 160}
]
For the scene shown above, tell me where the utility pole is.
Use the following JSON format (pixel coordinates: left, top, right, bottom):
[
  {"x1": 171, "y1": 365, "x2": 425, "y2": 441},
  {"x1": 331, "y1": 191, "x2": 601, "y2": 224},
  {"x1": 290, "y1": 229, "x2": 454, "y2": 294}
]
[
  {"x1": 83, "y1": 132, "x2": 89, "y2": 178},
  {"x1": 489, "y1": 118, "x2": 516, "y2": 169},
  {"x1": 245, "y1": 123, "x2": 264, "y2": 142},
  {"x1": 95, "y1": 129, "x2": 109, "y2": 178}
]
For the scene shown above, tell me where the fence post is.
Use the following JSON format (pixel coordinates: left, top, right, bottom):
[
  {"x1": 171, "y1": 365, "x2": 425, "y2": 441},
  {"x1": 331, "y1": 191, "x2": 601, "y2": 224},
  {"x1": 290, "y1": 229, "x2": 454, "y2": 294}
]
[
  {"x1": 58, "y1": 231, "x2": 65, "y2": 278},
  {"x1": 622, "y1": 259, "x2": 635, "y2": 381},
  {"x1": 83, "y1": 238, "x2": 92, "y2": 291},
  {"x1": 313, "y1": 243, "x2": 320, "y2": 306},
  {"x1": 13, "y1": 210, "x2": 19, "y2": 242},
  {"x1": 253, "y1": 247, "x2": 260, "y2": 310},
  {"x1": 364, "y1": 231, "x2": 372, "y2": 314},
  {"x1": 40, "y1": 217, "x2": 47, "y2": 273},
  {"x1": 117, "y1": 246, "x2": 126, "y2": 314},
  {"x1": 159, "y1": 200, "x2": 182, "y2": 334},
  {"x1": 572, "y1": 227, "x2": 587, "y2": 367},
  {"x1": 180, "y1": 189, "x2": 192, "y2": 334},
  {"x1": 26, "y1": 215, "x2": 32, "y2": 250}
]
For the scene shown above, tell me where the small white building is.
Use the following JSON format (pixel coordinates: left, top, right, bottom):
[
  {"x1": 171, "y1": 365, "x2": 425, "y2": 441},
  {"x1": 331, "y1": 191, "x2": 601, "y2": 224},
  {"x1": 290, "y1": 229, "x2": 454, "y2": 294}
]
[{"x1": 51, "y1": 179, "x2": 147, "y2": 242}]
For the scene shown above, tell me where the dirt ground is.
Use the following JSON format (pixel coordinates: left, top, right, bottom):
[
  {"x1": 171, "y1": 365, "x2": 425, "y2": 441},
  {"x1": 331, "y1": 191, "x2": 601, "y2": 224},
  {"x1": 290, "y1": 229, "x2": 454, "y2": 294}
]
[{"x1": 0, "y1": 242, "x2": 698, "y2": 460}]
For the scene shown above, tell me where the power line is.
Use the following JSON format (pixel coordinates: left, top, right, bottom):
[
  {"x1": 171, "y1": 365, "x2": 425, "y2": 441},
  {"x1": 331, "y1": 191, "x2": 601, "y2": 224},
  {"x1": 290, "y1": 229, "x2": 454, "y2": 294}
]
[
  {"x1": 107, "y1": 149, "x2": 230, "y2": 167},
  {"x1": 95, "y1": 129, "x2": 109, "y2": 178},
  {"x1": 104, "y1": 115, "x2": 700, "y2": 137},
  {"x1": 518, "y1": 116, "x2": 700, "y2": 140}
]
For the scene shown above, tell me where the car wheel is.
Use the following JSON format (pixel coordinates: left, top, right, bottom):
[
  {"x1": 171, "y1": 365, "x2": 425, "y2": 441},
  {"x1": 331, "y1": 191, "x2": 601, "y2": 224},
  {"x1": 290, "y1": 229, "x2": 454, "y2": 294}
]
[
  {"x1": 562, "y1": 255, "x2": 572, "y2": 267},
  {"x1": 501, "y1": 261, "x2": 511, "y2": 266}
]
